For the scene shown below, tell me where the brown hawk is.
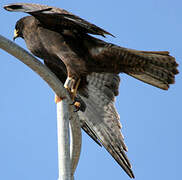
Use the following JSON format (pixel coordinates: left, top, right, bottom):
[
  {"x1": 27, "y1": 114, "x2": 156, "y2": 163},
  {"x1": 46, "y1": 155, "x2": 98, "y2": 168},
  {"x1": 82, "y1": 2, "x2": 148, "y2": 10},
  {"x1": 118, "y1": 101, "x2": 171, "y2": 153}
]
[{"x1": 4, "y1": 3, "x2": 179, "y2": 178}]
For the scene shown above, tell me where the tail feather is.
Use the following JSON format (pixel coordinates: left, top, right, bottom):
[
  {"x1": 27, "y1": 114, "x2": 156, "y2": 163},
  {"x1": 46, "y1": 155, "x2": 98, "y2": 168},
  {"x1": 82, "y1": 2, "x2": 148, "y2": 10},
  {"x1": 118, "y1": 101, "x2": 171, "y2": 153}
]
[
  {"x1": 139, "y1": 50, "x2": 170, "y2": 55},
  {"x1": 128, "y1": 73, "x2": 169, "y2": 90},
  {"x1": 118, "y1": 48, "x2": 179, "y2": 90}
]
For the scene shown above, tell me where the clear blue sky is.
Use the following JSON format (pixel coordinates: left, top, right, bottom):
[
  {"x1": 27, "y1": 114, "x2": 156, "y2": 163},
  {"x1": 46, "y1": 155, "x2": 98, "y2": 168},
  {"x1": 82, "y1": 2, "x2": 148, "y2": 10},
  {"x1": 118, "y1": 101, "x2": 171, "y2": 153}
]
[{"x1": 0, "y1": 0, "x2": 181, "y2": 180}]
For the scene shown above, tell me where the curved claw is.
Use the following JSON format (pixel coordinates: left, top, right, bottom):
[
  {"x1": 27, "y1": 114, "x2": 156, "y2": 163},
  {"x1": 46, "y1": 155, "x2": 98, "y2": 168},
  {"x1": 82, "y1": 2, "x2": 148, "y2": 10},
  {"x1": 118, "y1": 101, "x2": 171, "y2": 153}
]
[
  {"x1": 73, "y1": 101, "x2": 81, "y2": 112},
  {"x1": 70, "y1": 97, "x2": 86, "y2": 112},
  {"x1": 55, "y1": 95, "x2": 63, "y2": 103}
]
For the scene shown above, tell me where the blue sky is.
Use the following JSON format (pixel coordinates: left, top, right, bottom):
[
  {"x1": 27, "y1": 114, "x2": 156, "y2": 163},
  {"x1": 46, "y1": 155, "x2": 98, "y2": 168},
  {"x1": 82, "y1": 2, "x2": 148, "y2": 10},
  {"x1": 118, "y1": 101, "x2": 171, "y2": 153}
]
[{"x1": 0, "y1": 0, "x2": 181, "y2": 180}]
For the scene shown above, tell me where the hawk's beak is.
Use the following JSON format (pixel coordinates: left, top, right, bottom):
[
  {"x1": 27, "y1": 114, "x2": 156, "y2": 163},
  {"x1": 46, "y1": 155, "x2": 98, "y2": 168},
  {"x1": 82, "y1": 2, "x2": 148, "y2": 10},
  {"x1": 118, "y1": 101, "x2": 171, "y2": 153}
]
[{"x1": 13, "y1": 29, "x2": 19, "y2": 41}]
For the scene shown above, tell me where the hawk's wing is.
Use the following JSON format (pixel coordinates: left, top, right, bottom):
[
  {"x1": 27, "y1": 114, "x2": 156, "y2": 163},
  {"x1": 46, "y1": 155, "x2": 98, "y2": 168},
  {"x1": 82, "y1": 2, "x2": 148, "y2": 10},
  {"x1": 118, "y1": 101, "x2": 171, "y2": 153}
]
[
  {"x1": 78, "y1": 73, "x2": 134, "y2": 178},
  {"x1": 42, "y1": 60, "x2": 134, "y2": 177},
  {"x1": 4, "y1": 3, "x2": 114, "y2": 37}
]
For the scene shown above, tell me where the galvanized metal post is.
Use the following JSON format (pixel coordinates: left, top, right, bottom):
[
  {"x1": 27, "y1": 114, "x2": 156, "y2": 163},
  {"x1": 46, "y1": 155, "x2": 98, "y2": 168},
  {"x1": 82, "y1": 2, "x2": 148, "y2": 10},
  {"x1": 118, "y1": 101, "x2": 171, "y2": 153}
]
[{"x1": 57, "y1": 100, "x2": 71, "y2": 180}]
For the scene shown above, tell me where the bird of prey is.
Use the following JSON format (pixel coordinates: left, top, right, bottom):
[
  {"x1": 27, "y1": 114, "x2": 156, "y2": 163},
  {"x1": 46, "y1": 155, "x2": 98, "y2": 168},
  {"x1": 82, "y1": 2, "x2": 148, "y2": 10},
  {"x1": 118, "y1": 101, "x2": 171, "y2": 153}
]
[{"x1": 4, "y1": 3, "x2": 179, "y2": 178}]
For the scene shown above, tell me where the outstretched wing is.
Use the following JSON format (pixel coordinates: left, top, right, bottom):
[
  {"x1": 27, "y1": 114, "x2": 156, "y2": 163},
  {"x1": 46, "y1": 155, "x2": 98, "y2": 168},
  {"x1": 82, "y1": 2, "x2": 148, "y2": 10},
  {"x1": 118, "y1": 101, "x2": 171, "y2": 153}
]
[
  {"x1": 43, "y1": 59, "x2": 134, "y2": 177},
  {"x1": 78, "y1": 73, "x2": 135, "y2": 178},
  {"x1": 4, "y1": 3, "x2": 114, "y2": 37}
]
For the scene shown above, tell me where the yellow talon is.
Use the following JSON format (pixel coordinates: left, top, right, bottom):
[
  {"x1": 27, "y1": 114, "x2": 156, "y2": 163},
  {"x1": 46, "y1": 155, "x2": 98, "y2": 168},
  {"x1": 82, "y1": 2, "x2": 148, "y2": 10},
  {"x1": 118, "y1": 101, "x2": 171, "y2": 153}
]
[
  {"x1": 74, "y1": 101, "x2": 81, "y2": 109},
  {"x1": 55, "y1": 95, "x2": 63, "y2": 103}
]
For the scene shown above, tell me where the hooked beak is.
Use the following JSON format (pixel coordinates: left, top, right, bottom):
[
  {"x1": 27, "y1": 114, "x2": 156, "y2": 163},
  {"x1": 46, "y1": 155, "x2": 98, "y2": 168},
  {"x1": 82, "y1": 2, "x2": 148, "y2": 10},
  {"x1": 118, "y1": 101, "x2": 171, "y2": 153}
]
[{"x1": 13, "y1": 29, "x2": 19, "y2": 41}]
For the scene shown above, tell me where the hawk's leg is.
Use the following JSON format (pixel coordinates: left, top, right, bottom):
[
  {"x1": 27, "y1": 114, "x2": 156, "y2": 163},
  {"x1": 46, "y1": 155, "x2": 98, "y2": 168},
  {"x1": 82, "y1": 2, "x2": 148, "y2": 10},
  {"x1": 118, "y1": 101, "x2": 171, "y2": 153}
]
[
  {"x1": 64, "y1": 77, "x2": 81, "y2": 100},
  {"x1": 55, "y1": 77, "x2": 83, "y2": 112}
]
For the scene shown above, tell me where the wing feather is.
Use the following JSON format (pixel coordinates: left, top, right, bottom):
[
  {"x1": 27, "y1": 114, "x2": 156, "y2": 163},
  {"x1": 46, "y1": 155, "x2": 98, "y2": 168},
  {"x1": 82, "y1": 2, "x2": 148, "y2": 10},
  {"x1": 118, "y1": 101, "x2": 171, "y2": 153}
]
[
  {"x1": 78, "y1": 73, "x2": 134, "y2": 178},
  {"x1": 4, "y1": 3, "x2": 114, "y2": 37}
]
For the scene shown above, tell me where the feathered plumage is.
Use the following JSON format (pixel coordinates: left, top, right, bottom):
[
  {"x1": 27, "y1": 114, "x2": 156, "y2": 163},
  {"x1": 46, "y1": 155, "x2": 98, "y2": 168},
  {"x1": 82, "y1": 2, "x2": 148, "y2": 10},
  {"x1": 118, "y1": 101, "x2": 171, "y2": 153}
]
[{"x1": 4, "y1": 3, "x2": 179, "y2": 179}]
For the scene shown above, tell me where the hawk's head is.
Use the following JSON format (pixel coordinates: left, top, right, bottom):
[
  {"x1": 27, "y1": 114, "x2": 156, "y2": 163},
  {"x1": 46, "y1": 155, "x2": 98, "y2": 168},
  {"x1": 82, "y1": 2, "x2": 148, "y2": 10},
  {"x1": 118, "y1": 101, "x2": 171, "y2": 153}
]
[
  {"x1": 13, "y1": 17, "x2": 26, "y2": 40},
  {"x1": 14, "y1": 16, "x2": 37, "y2": 40}
]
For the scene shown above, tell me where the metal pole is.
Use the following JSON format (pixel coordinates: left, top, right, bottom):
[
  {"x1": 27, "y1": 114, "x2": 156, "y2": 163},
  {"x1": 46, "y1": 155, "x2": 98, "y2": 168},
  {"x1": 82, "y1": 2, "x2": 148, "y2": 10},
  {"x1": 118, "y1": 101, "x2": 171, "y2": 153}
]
[{"x1": 57, "y1": 100, "x2": 71, "y2": 180}]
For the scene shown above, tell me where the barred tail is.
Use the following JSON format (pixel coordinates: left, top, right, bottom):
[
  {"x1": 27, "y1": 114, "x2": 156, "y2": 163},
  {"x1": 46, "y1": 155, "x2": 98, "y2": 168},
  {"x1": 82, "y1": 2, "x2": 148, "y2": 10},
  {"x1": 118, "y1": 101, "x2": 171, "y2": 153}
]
[
  {"x1": 91, "y1": 41, "x2": 179, "y2": 90},
  {"x1": 117, "y1": 49, "x2": 179, "y2": 90}
]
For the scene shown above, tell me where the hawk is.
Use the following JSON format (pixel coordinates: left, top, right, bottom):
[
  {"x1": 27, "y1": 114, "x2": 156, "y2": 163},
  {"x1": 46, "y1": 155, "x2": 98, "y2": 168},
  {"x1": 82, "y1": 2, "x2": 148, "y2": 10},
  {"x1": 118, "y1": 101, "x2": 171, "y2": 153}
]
[{"x1": 4, "y1": 3, "x2": 179, "y2": 178}]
